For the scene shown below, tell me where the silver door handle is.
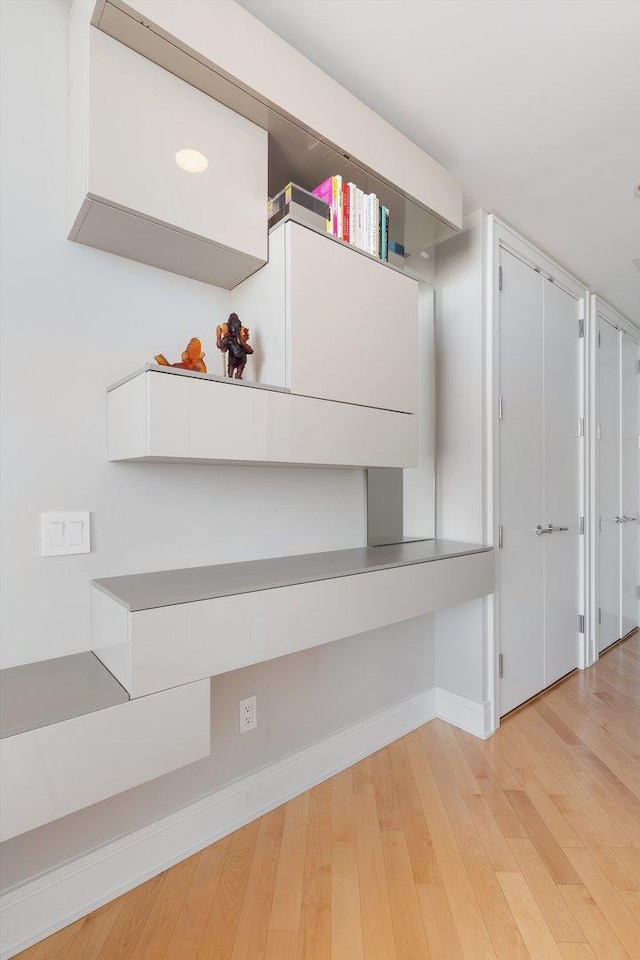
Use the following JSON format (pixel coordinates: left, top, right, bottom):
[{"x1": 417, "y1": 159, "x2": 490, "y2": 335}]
[
  {"x1": 535, "y1": 524, "x2": 552, "y2": 535},
  {"x1": 615, "y1": 516, "x2": 626, "y2": 524},
  {"x1": 547, "y1": 524, "x2": 569, "y2": 532},
  {"x1": 623, "y1": 515, "x2": 638, "y2": 522}
]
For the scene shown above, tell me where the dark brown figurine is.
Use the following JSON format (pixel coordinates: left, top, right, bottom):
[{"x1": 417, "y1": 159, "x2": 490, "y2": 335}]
[{"x1": 216, "y1": 313, "x2": 253, "y2": 379}]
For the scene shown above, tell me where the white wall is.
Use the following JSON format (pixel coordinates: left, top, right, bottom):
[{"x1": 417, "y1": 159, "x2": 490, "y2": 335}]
[
  {"x1": 433, "y1": 211, "x2": 491, "y2": 704},
  {"x1": 0, "y1": 0, "x2": 435, "y2": 891}
]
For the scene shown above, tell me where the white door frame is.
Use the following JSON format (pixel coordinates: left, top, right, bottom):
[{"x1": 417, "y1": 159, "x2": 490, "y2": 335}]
[
  {"x1": 589, "y1": 295, "x2": 640, "y2": 662},
  {"x1": 487, "y1": 216, "x2": 589, "y2": 724}
]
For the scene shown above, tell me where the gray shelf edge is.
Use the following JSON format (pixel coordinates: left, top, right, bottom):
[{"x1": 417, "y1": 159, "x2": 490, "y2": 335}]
[
  {"x1": 92, "y1": 540, "x2": 493, "y2": 612},
  {"x1": 108, "y1": 363, "x2": 291, "y2": 394},
  {"x1": 0, "y1": 652, "x2": 130, "y2": 740}
]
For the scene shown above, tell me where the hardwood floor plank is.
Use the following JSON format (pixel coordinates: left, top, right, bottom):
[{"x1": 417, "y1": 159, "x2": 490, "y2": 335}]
[
  {"x1": 558, "y1": 944, "x2": 601, "y2": 960},
  {"x1": 354, "y1": 793, "x2": 398, "y2": 960},
  {"x1": 507, "y1": 837, "x2": 584, "y2": 943},
  {"x1": 351, "y1": 757, "x2": 375, "y2": 795},
  {"x1": 416, "y1": 883, "x2": 464, "y2": 960},
  {"x1": 330, "y1": 768, "x2": 355, "y2": 842},
  {"x1": 95, "y1": 872, "x2": 166, "y2": 960},
  {"x1": 371, "y1": 747, "x2": 404, "y2": 832},
  {"x1": 465, "y1": 792, "x2": 520, "y2": 872},
  {"x1": 564, "y1": 847, "x2": 640, "y2": 960},
  {"x1": 380, "y1": 831, "x2": 431, "y2": 960},
  {"x1": 497, "y1": 871, "x2": 565, "y2": 959},
  {"x1": 131, "y1": 853, "x2": 199, "y2": 959},
  {"x1": 330, "y1": 840, "x2": 363, "y2": 960},
  {"x1": 297, "y1": 781, "x2": 332, "y2": 960},
  {"x1": 231, "y1": 805, "x2": 286, "y2": 960},
  {"x1": 388, "y1": 738, "x2": 442, "y2": 883},
  {"x1": 165, "y1": 837, "x2": 231, "y2": 960},
  {"x1": 406, "y1": 731, "x2": 498, "y2": 960},
  {"x1": 504, "y1": 790, "x2": 581, "y2": 884},
  {"x1": 560, "y1": 884, "x2": 631, "y2": 960},
  {"x1": 270, "y1": 794, "x2": 310, "y2": 932},
  {"x1": 197, "y1": 819, "x2": 261, "y2": 960},
  {"x1": 264, "y1": 930, "x2": 299, "y2": 960}
]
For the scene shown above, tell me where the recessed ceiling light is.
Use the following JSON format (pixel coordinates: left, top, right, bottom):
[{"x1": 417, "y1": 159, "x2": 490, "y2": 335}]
[{"x1": 175, "y1": 149, "x2": 209, "y2": 174}]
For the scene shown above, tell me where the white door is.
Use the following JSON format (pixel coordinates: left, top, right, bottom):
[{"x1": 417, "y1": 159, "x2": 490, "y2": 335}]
[
  {"x1": 620, "y1": 330, "x2": 640, "y2": 637},
  {"x1": 543, "y1": 280, "x2": 581, "y2": 686},
  {"x1": 499, "y1": 249, "x2": 581, "y2": 715},
  {"x1": 499, "y1": 250, "x2": 544, "y2": 713},
  {"x1": 597, "y1": 319, "x2": 622, "y2": 651}
]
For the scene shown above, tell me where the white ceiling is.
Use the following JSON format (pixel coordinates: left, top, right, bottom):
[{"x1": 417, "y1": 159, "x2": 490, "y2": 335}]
[{"x1": 237, "y1": 0, "x2": 640, "y2": 322}]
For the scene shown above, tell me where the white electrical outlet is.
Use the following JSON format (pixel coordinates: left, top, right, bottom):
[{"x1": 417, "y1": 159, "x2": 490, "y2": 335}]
[{"x1": 239, "y1": 695, "x2": 257, "y2": 733}]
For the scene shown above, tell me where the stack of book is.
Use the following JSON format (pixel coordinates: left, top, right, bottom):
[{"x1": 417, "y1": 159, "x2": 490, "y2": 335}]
[{"x1": 312, "y1": 175, "x2": 389, "y2": 262}]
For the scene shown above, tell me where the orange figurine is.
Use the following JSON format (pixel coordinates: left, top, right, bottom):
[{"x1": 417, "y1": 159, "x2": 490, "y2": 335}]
[{"x1": 154, "y1": 338, "x2": 207, "y2": 373}]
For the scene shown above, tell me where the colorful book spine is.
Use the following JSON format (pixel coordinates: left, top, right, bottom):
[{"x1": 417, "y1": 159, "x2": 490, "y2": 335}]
[
  {"x1": 342, "y1": 181, "x2": 350, "y2": 244},
  {"x1": 312, "y1": 177, "x2": 334, "y2": 234},
  {"x1": 380, "y1": 205, "x2": 389, "y2": 261},
  {"x1": 332, "y1": 175, "x2": 343, "y2": 238},
  {"x1": 372, "y1": 195, "x2": 380, "y2": 257},
  {"x1": 347, "y1": 182, "x2": 357, "y2": 244}
]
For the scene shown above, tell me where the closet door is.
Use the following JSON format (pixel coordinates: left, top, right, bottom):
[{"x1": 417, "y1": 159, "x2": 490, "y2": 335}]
[
  {"x1": 597, "y1": 319, "x2": 622, "y2": 651},
  {"x1": 498, "y1": 248, "x2": 581, "y2": 716},
  {"x1": 620, "y1": 330, "x2": 640, "y2": 637},
  {"x1": 498, "y1": 249, "x2": 544, "y2": 714},
  {"x1": 543, "y1": 280, "x2": 581, "y2": 686}
]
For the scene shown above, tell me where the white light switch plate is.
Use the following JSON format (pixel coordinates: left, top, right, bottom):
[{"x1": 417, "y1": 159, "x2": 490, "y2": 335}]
[{"x1": 41, "y1": 512, "x2": 91, "y2": 556}]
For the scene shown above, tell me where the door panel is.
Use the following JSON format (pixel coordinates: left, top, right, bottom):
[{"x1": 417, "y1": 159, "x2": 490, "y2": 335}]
[
  {"x1": 598, "y1": 319, "x2": 621, "y2": 651},
  {"x1": 543, "y1": 280, "x2": 580, "y2": 684},
  {"x1": 621, "y1": 331, "x2": 640, "y2": 637},
  {"x1": 499, "y1": 249, "x2": 544, "y2": 714}
]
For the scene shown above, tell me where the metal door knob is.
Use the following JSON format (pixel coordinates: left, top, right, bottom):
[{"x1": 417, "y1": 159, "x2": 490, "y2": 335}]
[
  {"x1": 623, "y1": 515, "x2": 638, "y2": 522},
  {"x1": 547, "y1": 524, "x2": 569, "y2": 532},
  {"x1": 535, "y1": 524, "x2": 552, "y2": 535}
]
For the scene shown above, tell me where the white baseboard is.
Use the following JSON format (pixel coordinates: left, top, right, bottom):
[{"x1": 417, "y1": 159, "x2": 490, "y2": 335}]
[
  {"x1": 434, "y1": 686, "x2": 493, "y2": 739},
  {"x1": 0, "y1": 685, "x2": 488, "y2": 959}
]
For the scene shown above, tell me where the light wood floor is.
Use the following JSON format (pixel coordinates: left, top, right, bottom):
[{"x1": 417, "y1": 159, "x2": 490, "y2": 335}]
[{"x1": 16, "y1": 632, "x2": 640, "y2": 960}]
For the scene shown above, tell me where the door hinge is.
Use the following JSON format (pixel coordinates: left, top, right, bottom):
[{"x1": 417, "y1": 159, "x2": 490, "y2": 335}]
[
  {"x1": 598, "y1": 606, "x2": 602, "y2": 625},
  {"x1": 597, "y1": 423, "x2": 601, "y2": 441},
  {"x1": 578, "y1": 298, "x2": 585, "y2": 321},
  {"x1": 579, "y1": 516, "x2": 585, "y2": 535},
  {"x1": 498, "y1": 395, "x2": 504, "y2": 420},
  {"x1": 499, "y1": 653, "x2": 504, "y2": 679},
  {"x1": 598, "y1": 329, "x2": 602, "y2": 348},
  {"x1": 498, "y1": 525, "x2": 504, "y2": 549},
  {"x1": 598, "y1": 515, "x2": 602, "y2": 532},
  {"x1": 578, "y1": 417, "x2": 585, "y2": 438},
  {"x1": 498, "y1": 266, "x2": 503, "y2": 291},
  {"x1": 578, "y1": 317, "x2": 585, "y2": 339},
  {"x1": 636, "y1": 586, "x2": 640, "y2": 600},
  {"x1": 578, "y1": 614, "x2": 585, "y2": 634}
]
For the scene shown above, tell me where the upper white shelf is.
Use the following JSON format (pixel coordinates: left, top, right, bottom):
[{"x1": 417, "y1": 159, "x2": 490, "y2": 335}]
[
  {"x1": 86, "y1": 0, "x2": 462, "y2": 237},
  {"x1": 107, "y1": 366, "x2": 418, "y2": 469},
  {"x1": 67, "y1": 20, "x2": 268, "y2": 287}
]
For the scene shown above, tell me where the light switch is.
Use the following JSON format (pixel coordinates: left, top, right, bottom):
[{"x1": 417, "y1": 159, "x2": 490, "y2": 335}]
[
  {"x1": 41, "y1": 512, "x2": 91, "y2": 556},
  {"x1": 69, "y1": 521, "x2": 84, "y2": 546},
  {"x1": 50, "y1": 522, "x2": 65, "y2": 547}
]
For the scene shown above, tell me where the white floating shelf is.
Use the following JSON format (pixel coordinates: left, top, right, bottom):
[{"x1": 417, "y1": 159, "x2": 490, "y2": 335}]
[
  {"x1": 92, "y1": 541, "x2": 494, "y2": 698},
  {"x1": 107, "y1": 366, "x2": 418, "y2": 469},
  {"x1": 0, "y1": 664, "x2": 210, "y2": 841}
]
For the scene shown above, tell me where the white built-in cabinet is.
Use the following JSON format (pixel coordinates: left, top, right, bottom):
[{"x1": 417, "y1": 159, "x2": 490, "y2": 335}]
[
  {"x1": 67, "y1": 23, "x2": 268, "y2": 287},
  {"x1": 595, "y1": 299, "x2": 640, "y2": 652},
  {"x1": 232, "y1": 222, "x2": 418, "y2": 413}
]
